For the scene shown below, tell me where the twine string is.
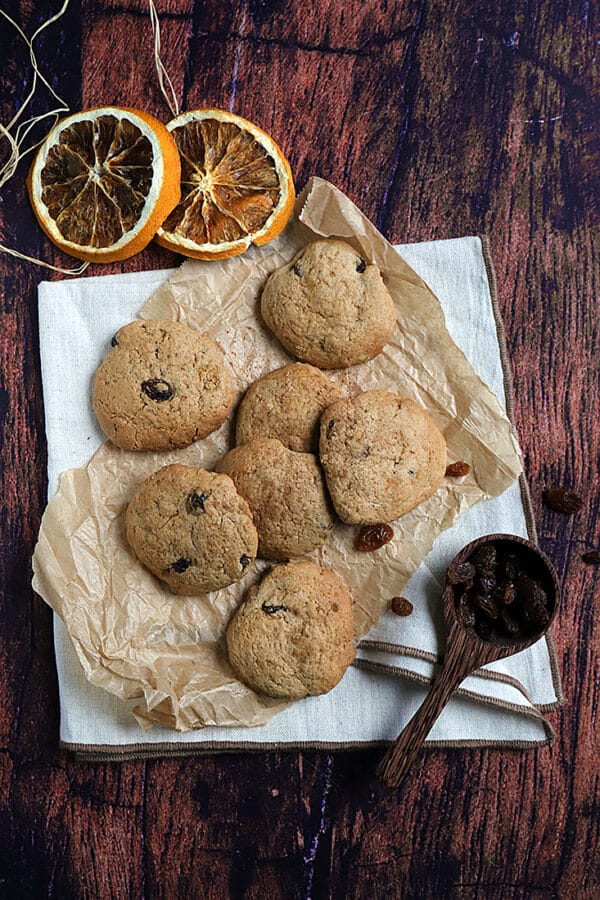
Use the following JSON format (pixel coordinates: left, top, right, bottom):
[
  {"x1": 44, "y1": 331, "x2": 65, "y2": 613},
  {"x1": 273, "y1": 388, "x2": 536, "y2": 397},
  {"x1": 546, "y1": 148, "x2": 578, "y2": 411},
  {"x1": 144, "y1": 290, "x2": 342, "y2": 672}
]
[
  {"x1": 148, "y1": 0, "x2": 180, "y2": 118},
  {"x1": 0, "y1": 1, "x2": 89, "y2": 275}
]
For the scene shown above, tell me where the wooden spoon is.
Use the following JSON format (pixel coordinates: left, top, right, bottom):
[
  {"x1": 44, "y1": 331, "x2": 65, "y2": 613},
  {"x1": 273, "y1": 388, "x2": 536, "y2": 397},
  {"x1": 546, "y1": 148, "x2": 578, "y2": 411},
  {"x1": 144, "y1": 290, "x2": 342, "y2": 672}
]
[{"x1": 376, "y1": 534, "x2": 560, "y2": 788}]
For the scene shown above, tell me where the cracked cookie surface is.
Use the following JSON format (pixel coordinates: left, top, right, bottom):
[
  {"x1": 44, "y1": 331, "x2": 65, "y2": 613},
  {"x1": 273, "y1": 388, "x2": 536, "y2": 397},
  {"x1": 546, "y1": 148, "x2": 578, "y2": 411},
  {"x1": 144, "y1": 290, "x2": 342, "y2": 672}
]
[
  {"x1": 319, "y1": 390, "x2": 447, "y2": 524},
  {"x1": 260, "y1": 239, "x2": 396, "y2": 368},
  {"x1": 216, "y1": 438, "x2": 335, "y2": 560},
  {"x1": 235, "y1": 363, "x2": 343, "y2": 453},
  {"x1": 226, "y1": 560, "x2": 355, "y2": 698},
  {"x1": 125, "y1": 464, "x2": 258, "y2": 595},
  {"x1": 93, "y1": 319, "x2": 234, "y2": 451}
]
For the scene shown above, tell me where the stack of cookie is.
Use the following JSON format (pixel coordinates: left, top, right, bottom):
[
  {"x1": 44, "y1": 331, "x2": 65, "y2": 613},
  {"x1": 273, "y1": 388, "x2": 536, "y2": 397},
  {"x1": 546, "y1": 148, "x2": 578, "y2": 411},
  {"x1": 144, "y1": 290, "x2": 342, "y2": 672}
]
[{"x1": 91, "y1": 239, "x2": 447, "y2": 701}]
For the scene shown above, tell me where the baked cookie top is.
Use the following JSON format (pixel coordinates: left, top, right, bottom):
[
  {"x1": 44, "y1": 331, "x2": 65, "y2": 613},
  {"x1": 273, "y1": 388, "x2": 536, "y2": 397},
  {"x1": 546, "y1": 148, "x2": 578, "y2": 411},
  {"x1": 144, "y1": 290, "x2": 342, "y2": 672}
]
[
  {"x1": 235, "y1": 363, "x2": 343, "y2": 453},
  {"x1": 216, "y1": 438, "x2": 334, "y2": 560},
  {"x1": 260, "y1": 239, "x2": 396, "y2": 369},
  {"x1": 93, "y1": 319, "x2": 234, "y2": 451},
  {"x1": 226, "y1": 560, "x2": 355, "y2": 698},
  {"x1": 319, "y1": 390, "x2": 447, "y2": 524},
  {"x1": 125, "y1": 464, "x2": 258, "y2": 595}
]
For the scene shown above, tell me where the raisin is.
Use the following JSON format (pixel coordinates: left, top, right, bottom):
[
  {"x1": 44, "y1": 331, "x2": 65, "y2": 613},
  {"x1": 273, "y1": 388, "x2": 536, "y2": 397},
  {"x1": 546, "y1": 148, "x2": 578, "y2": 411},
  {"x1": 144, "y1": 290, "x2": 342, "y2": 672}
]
[
  {"x1": 445, "y1": 461, "x2": 470, "y2": 477},
  {"x1": 543, "y1": 487, "x2": 584, "y2": 514},
  {"x1": 502, "y1": 554, "x2": 520, "y2": 581},
  {"x1": 473, "y1": 593, "x2": 500, "y2": 619},
  {"x1": 515, "y1": 575, "x2": 548, "y2": 608},
  {"x1": 240, "y1": 554, "x2": 250, "y2": 569},
  {"x1": 582, "y1": 550, "x2": 600, "y2": 564},
  {"x1": 356, "y1": 523, "x2": 394, "y2": 552},
  {"x1": 474, "y1": 617, "x2": 493, "y2": 641},
  {"x1": 110, "y1": 334, "x2": 118, "y2": 347},
  {"x1": 471, "y1": 544, "x2": 497, "y2": 571},
  {"x1": 262, "y1": 603, "x2": 287, "y2": 614},
  {"x1": 476, "y1": 571, "x2": 497, "y2": 594},
  {"x1": 141, "y1": 378, "x2": 174, "y2": 402},
  {"x1": 500, "y1": 608, "x2": 521, "y2": 636},
  {"x1": 293, "y1": 262, "x2": 303, "y2": 276},
  {"x1": 168, "y1": 558, "x2": 192, "y2": 574},
  {"x1": 456, "y1": 594, "x2": 476, "y2": 627},
  {"x1": 391, "y1": 597, "x2": 413, "y2": 616},
  {"x1": 188, "y1": 490, "x2": 209, "y2": 512},
  {"x1": 446, "y1": 561, "x2": 476, "y2": 586},
  {"x1": 326, "y1": 419, "x2": 335, "y2": 438},
  {"x1": 500, "y1": 581, "x2": 516, "y2": 605},
  {"x1": 356, "y1": 257, "x2": 367, "y2": 273}
]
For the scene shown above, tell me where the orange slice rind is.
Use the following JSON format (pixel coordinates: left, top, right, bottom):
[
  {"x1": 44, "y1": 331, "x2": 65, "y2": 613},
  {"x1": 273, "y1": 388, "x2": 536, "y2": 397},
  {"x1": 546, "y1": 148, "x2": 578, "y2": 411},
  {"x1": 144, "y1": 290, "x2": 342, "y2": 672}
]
[
  {"x1": 28, "y1": 106, "x2": 181, "y2": 263},
  {"x1": 155, "y1": 108, "x2": 295, "y2": 260}
]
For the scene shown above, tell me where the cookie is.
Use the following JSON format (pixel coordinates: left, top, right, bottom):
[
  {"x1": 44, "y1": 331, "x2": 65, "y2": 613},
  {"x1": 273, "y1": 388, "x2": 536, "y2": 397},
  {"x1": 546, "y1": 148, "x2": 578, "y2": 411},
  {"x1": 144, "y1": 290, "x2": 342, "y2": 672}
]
[
  {"x1": 260, "y1": 239, "x2": 396, "y2": 368},
  {"x1": 235, "y1": 363, "x2": 343, "y2": 453},
  {"x1": 125, "y1": 464, "x2": 258, "y2": 595},
  {"x1": 93, "y1": 319, "x2": 234, "y2": 451},
  {"x1": 226, "y1": 560, "x2": 355, "y2": 698},
  {"x1": 216, "y1": 438, "x2": 334, "y2": 560},
  {"x1": 319, "y1": 390, "x2": 446, "y2": 524}
]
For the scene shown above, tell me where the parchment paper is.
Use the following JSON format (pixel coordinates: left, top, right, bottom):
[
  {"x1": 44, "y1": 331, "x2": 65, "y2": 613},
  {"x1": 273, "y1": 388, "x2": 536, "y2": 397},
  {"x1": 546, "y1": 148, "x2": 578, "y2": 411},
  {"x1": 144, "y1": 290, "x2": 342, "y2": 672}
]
[{"x1": 32, "y1": 177, "x2": 523, "y2": 732}]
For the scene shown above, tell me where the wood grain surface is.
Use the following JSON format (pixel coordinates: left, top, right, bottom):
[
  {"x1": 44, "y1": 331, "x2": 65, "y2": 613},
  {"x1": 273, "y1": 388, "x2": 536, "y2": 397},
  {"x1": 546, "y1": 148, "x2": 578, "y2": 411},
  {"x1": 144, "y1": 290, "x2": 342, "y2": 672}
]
[{"x1": 0, "y1": 1, "x2": 598, "y2": 897}]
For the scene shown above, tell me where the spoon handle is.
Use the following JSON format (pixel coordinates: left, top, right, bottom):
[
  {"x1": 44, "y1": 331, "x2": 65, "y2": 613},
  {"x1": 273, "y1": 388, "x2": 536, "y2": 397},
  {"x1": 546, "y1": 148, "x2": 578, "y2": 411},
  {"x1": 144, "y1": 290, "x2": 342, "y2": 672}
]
[{"x1": 376, "y1": 628, "x2": 485, "y2": 788}]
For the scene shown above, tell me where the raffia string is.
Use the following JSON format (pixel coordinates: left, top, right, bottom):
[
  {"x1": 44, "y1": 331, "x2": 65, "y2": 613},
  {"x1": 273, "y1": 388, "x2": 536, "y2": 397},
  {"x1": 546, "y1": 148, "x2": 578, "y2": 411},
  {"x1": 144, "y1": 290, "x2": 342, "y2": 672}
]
[
  {"x1": 0, "y1": 2, "x2": 89, "y2": 275},
  {"x1": 148, "y1": 0, "x2": 180, "y2": 118}
]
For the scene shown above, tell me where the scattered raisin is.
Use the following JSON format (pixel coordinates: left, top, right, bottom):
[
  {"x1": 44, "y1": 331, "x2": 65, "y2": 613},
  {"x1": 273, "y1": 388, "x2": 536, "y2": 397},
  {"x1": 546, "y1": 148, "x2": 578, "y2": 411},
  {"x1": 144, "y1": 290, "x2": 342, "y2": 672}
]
[
  {"x1": 445, "y1": 461, "x2": 470, "y2": 477},
  {"x1": 582, "y1": 550, "x2": 600, "y2": 564},
  {"x1": 326, "y1": 419, "x2": 336, "y2": 438},
  {"x1": 472, "y1": 545, "x2": 497, "y2": 571},
  {"x1": 391, "y1": 596, "x2": 413, "y2": 616},
  {"x1": 240, "y1": 554, "x2": 250, "y2": 569},
  {"x1": 262, "y1": 603, "x2": 287, "y2": 615},
  {"x1": 356, "y1": 523, "x2": 394, "y2": 552},
  {"x1": 293, "y1": 262, "x2": 303, "y2": 276},
  {"x1": 543, "y1": 487, "x2": 584, "y2": 514},
  {"x1": 142, "y1": 378, "x2": 174, "y2": 402},
  {"x1": 168, "y1": 558, "x2": 192, "y2": 574},
  {"x1": 446, "y1": 561, "x2": 476, "y2": 586},
  {"x1": 356, "y1": 257, "x2": 367, "y2": 273},
  {"x1": 110, "y1": 334, "x2": 118, "y2": 347},
  {"x1": 188, "y1": 490, "x2": 209, "y2": 512}
]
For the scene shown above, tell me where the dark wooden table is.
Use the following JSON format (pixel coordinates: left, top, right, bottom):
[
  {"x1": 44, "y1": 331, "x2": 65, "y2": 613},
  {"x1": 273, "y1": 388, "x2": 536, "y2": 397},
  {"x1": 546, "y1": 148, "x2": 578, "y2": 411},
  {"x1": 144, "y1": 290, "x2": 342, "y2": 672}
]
[{"x1": 1, "y1": 2, "x2": 598, "y2": 897}]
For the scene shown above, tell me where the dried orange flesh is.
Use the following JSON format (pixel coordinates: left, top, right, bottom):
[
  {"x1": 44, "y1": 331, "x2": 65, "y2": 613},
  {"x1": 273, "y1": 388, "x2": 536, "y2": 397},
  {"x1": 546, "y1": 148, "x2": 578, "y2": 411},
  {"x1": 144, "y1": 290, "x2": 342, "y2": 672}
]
[
  {"x1": 28, "y1": 107, "x2": 181, "y2": 263},
  {"x1": 156, "y1": 109, "x2": 295, "y2": 260},
  {"x1": 40, "y1": 115, "x2": 154, "y2": 248}
]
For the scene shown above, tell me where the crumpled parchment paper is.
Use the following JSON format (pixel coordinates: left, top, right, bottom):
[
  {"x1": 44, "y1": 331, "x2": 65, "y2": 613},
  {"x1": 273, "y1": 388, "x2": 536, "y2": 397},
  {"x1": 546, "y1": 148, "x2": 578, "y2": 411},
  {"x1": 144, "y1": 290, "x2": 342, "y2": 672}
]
[{"x1": 32, "y1": 177, "x2": 522, "y2": 731}]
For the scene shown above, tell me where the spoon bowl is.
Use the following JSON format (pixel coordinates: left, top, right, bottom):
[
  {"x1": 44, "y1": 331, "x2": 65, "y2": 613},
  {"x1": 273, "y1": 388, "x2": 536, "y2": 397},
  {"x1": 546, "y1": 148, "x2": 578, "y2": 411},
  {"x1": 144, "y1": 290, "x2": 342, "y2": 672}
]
[{"x1": 376, "y1": 533, "x2": 560, "y2": 788}]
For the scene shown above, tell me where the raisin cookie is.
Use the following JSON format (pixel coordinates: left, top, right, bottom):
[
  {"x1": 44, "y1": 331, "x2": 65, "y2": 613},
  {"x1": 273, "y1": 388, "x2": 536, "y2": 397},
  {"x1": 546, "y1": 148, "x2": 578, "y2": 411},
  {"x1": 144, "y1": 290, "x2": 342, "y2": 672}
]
[
  {"x1": 125, "y1": 464, "x2": 258, "y2": 595},
  {"x1": 226, "y1": 560, "x2": 355, "y2": 698},
  {"x1": 260, "y1": 239, "x2": 396, "y2": 368},
  {"x1": 235, "y1": 363, "x2": 343, "y2": 453},
  {"x1": 93, "y1": 319, "x2": 234, "y2": 451},
  {"x1": 216, "y1": 438, "x2": 334, "y2": 560},
  {"x1": 319, "y1": 390, "x2": 446, "y2": 524}
]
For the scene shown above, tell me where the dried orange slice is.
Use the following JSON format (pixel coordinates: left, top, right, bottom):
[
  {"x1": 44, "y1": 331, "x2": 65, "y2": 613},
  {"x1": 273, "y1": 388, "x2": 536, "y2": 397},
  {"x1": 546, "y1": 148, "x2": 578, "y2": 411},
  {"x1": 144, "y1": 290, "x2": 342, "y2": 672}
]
[
  {"x1": 27, "y1": 106, "x2": 181, "y2": 263},
  {"x1": 155, "y1": 109, "x2": 295, "y2": 260}
]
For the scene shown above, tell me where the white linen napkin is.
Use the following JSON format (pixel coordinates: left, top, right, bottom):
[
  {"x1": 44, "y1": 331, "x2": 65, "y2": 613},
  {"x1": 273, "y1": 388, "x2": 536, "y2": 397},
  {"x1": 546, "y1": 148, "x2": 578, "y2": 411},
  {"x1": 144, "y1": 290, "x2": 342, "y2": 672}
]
[{"x1": 37, "y1": 237, "x2": 562, "y2": 758}]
